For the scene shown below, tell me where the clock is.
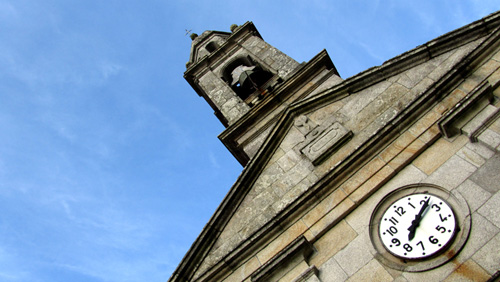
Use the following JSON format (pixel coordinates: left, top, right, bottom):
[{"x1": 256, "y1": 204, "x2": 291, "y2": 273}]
[
  {"x1": 369, "y1": 184, "x2": 471, "y2": 272},
  {"x1": 378, "y1": 193, "x2": 457, "y2": 259}
]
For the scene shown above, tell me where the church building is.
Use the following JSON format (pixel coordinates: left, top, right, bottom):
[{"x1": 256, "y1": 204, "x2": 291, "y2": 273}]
[{"x1": 171, "y1": 11, "x2": 500, "y2": 281}]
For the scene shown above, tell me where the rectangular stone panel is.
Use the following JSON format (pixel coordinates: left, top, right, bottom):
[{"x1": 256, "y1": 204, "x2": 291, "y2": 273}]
[{"x1": 300, "y1": 122, "x2": 353, "y2": 165}]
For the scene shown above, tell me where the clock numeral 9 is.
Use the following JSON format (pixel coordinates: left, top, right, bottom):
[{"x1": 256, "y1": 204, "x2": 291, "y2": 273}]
[
  {"x1": 429, "y1": 236, "x2": 439, "y2": 244},
  {"x1": 435, "y1": 225, "x2": 446, "y2": 233},
  {"x1": 391, "y1": 238, "x2": 401, "y2": 246}
]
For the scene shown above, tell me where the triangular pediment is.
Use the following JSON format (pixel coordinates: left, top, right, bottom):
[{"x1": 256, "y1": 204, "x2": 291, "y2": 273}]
[
  {"x1": 170, "y1": 11, "x2": 500, "y2": 282},
  {"x1": 188, "y1": 30, "x2": 231, "y2": 65}
]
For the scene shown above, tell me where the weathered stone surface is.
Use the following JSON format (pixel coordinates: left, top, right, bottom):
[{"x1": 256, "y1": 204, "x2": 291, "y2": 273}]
[
  {"x1": 442, "y1": 259, "x2": 490, "y2": 282},
  {"x1": 465, "y1": 142, "x2": 495, "y2": 160},
  {"x1": 477, "y1": 128, "x2": 500, "y2": 151},
  {"x1": 478, "y1": 191, "x2": 500, "y2": 228},
  {"x1": 349, "y1": 165, "x2": 395, "y2": 203},
  {"x1": 455, "y1": 212, "x2": 499, "y2": 263},
  {"x1": 222, "y1": 256, "x2": 261, "y2": 282},
  {"x1": 456, "y1": 145, "x2": 487, "y2": 167},
  {"x1": 472, "y1": 232, "x2": 500, "y2": 274},
  {"x1": 333, "y1": 230, "x2": 374, "y2": 276},
  {"x1": 490, "y1": 115, "x2": 500, "y2": 134},
  {"x1": 310, "y1": 220, "x2": 357, "y2": 267},
  {"x1": 461, "y1": 105, "x2": 499, "y2": 137},
  {"x1": 346, "y1": 259, "x2": 393, "y2": 282},
  {"x1": 469, "y1": 154, "x2": 500, "y2": 193},
  {"x1": 243, "y1": 126, "x2": 272, "y2": 159},
  {"x1": 308, "y1": 197, "x2": 355, "y2": 237},
  {"x1": 387, "y1": 138, "x2": 426, "y2": 170},
  {"x1": 303, "y1": 188, "x2": 348, "y2": 228},
  {"x1": 318, "y1": 256, "x2": 348, "y2": 282},
  {"x1": 380, "y1": 164, "x2": 427, "y2": 192},
  {"x1": 379, "y1": 131, "x2": 417, "y2": 163},
  {"x1": 339, "y1": 80, "x2": 392, "y2": 117},
  {"x1": 346, "y1": 83, "x2": 408, "y2": 132},
  {"x1": 256, "y1": 220, "x2": 309, "y2": 264},
  {"x1": 277, "y1": 260, "x2": 310, "y2": 282},
  {"x1": 425, "y1": 155, "x2": 477, "y2": 190},
  {"x1": 427, "y1": 38, "x2": 483, "y2": 81},
  {"x1": 408, "y1": 109, "x2": 441, "y2": 138},
  {"x1": 413, "y1": 136, "x2": 467, "y2": 176},
  {"x1": 454, "y1": 180, "x2": 491, "y2": 212},
  {"x1": 402, "y1": 261, "x2": 456, "y2": 282}
]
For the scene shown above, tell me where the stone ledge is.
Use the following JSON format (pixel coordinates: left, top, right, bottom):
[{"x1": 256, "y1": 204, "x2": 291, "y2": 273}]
[
  {"x1": 438, "y1": 81, "x2": 494, "y2": 138},
  {"x1": 251, "y1": 236, "x2": 314, "y2": 282}
]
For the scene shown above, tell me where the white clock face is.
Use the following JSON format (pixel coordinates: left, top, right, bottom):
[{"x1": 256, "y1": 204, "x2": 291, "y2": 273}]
[{"x1": 379, "y1": 193, "x2": 457, "y2": 259}]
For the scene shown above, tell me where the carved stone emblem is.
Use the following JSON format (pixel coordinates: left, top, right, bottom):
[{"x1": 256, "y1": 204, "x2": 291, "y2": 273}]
[{"x1": 294, "y1": 115, "x2": 316, "y2": 135}]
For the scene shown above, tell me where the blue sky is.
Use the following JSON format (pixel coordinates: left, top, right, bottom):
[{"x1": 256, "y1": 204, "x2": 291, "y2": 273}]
[{"x1": 0, "y1": 1, "x2": 498, "y2": 281}]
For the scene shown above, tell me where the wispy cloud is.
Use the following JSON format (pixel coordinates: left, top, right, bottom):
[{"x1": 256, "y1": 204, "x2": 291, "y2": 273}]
[
  {"x1": 100, "y1": 62, "x2": 124, "y2": 80},
  {"x1": 208, "y1": 151, "x2": 220, "y2": 169}
]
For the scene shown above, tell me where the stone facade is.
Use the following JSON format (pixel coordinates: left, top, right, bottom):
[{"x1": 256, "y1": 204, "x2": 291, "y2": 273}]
[{"x1": 173, "y1": 12, "x2": 500, "y2": 282}]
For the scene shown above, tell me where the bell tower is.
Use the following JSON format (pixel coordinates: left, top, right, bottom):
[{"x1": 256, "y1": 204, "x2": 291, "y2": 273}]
[{"x1": 185, "y1": 22, "x2": 342, "y2": 165}]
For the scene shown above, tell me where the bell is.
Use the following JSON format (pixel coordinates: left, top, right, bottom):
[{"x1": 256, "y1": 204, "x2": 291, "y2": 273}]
[{"x1": 231, "y1": 65, "x2": 255, "y2": 86}]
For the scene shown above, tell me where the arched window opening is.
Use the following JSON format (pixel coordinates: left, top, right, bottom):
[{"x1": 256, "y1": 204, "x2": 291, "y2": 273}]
[
  {"x1": 205, "y1": 41, "x2": 218, "y2": 53},
  {"x1": 222, "y1": 57, "x2": 274, "y2": 104}
]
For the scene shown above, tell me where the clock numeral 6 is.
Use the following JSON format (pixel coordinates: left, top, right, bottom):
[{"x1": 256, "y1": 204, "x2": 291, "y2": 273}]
[
  {"x1": 435, "y1": 225, "x2": 446, "y2": 233},
  {"x1": 429, "y1": 236, "x2": 439, "y2": 244}
]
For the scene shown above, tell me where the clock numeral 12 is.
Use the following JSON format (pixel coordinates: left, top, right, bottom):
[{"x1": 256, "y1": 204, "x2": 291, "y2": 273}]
[{"x1": 394, "y1": 206, "x2": 406, "y2": 216}]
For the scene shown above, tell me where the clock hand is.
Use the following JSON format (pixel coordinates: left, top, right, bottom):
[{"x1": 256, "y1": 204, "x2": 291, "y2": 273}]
[{"x1": 408, "y1": 197, "x2": 430, "y2": 241}]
